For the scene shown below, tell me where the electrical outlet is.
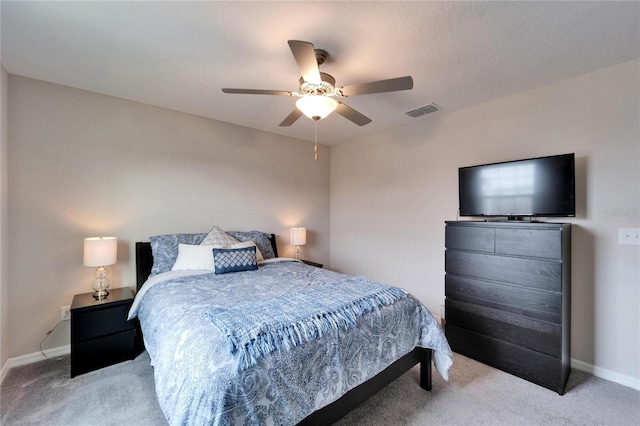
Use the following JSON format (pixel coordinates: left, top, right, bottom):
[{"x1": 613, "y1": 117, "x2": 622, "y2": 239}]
[
  {"x1": 60, "y1": 305, "x2": 71, "y2": 321},
  {"x1": 618, "y1": 228, "x2": 640, "y2": 246}
]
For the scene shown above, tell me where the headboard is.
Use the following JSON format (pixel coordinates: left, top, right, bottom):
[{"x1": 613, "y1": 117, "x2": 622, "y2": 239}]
[{"x1": 135, "y1": 233, "x2": 278, "y2": 291}]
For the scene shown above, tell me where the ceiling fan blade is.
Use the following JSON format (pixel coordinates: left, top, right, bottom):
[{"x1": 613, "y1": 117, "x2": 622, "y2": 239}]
[
  {"x1": 222, "y1": 88, "x2": 294, "y2": 96},
  {"x1": 279, "y1": 109, "x2": 303, "y2": 127},
  {"x1": 339, "y1": 76, "x2": 414, "y2": 97},
  {"x1": 288, "y1": 40, "x2": 321, "y2": 85},
  {"x1": 335, "y1": 102, "x2": 372, "y2": 126}
]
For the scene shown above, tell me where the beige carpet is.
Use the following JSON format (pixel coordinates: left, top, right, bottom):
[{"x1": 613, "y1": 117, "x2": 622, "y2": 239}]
[
  {"x1": 2, "y1": 351, "x2": 639, "y2": 425},
  {"x1": 337, "y1": 354, "x2": 640, "y2": 425}
]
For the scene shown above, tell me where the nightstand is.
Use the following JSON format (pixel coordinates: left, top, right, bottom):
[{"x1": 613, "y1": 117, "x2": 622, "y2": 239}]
[
  {"x1": 70, "y1": 287, "x2": 142, "y2": 377},
  {"x1": 301, "y1": 259, "x2": 323, "y2": 268}
]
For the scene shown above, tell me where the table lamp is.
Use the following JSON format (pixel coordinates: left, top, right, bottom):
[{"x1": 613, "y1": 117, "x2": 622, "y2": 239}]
[
  {"x1": 84, "y1": 237, "x2": 117, "y2": 299},
  {"x1": 290, "y1": 227, "x2": 306, "y2": 260}
]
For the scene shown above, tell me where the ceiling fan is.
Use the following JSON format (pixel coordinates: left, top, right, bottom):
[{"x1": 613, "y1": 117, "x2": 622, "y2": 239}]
[{"x1": 222, "y1": 40, "x2": 414, "y2": 127}]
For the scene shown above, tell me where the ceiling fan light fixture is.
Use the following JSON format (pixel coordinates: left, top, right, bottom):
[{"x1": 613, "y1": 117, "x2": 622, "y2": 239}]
[{"x1": 296, "y1": 95, "x2": 338, "y2": 120}]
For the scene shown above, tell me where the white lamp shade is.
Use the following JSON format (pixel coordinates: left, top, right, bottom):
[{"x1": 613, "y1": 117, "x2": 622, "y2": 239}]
[
  {"x1": 296, "y1": 96, "x2": 338, "y2": 120},
  {"x1": 290, "y1": 228, "x2": 307, "y2": 246},
  {"x1": 84, "y1": 237, "x2": 117, "y2": 267}
]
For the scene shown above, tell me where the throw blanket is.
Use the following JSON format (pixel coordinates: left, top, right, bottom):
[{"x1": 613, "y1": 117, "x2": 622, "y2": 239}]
[{"x1": 206, "y1": 276, "x2": 409, "y2": 371}]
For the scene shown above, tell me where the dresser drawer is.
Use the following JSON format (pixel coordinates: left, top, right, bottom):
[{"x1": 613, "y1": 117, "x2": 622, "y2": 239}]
[
  {"x1": 445, "y1": 324, "x2": 566, "y2": 394},
  {"x1": 72, "y1": 303, "x2": 135, "y2": 342},
  {"x1": 445, "y1": 274, "x2": 562, "y2": 323},
  {"x1": 495, "y1": 228, "x2": 562, "y2": 259},
  {"x1": 445, "y1": 224, "x2": 494, "y2": 252},
  {"x1": 445, "y1": 299, "x2": 561, "y2": 357},
  {"x1": 445, "y1": 250, "x2": 562, "y2": 292}
]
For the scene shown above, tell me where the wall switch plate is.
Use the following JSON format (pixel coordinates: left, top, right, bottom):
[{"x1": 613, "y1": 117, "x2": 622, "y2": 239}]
[
  {"x1": 60, "y1": 305, "x2": 71, "y2": 321},
  {"x1": 618, "y1": 228, "x2": 640, "y2": 245}
]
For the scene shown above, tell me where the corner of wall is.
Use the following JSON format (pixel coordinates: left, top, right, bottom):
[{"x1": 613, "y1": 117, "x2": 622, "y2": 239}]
[{"x1": 1, "y1": 64, "x2": 9, "y2": 371}]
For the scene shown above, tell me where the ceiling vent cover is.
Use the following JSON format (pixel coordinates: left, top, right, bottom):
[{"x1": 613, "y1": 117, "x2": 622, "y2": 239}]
[{"x1": 406, "y1": 103, "x2": 441, "y2": 118}]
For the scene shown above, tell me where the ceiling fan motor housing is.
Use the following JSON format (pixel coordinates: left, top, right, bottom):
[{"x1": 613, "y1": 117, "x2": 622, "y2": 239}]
[{"x1": 299, "y1": 72, "x2": 336, "y2": 96}]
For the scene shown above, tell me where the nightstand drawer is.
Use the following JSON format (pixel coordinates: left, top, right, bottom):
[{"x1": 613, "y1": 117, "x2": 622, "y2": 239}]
[
  {"x1": 72, "y1": 303, "x2": 135, "y2": 342},
  {"x1": 71, "y1": 329, "x2": 137, "y2": 377}
]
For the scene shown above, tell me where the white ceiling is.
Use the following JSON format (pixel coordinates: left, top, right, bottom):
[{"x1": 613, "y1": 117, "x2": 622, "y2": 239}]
[{"x1": 2, "y1": 1, "x2": 639, "y2": 145}]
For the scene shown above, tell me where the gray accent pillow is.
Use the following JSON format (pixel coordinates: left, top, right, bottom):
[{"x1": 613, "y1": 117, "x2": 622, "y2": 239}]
[
  {"x1": 227, "y1": 231, "x2": 275, "y2": 260},
  {"x1": 150, "y1": 233, "x2": 207, "y2": 275},
  {"x1": 201, "y1": 226, "x2": 240, "y2": 247}
]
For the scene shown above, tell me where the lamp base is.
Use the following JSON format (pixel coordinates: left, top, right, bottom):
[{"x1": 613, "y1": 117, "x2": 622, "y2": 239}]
[
  {"x1": 93, "y1": 289, "x2": 110, "y2": 300},
  {"x1": 91, "y1": 266, "x2": 110, "y2": 300}
]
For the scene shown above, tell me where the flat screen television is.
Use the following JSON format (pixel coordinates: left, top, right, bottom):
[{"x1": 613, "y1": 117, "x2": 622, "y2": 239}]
[{"x1": 458, "y1": 153, "x2": 575, "y2": 219}]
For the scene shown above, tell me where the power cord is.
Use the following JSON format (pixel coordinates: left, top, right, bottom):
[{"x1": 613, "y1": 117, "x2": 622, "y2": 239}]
[{"x1": 39, "y1": 320, "x2": 62, "y2": 358}]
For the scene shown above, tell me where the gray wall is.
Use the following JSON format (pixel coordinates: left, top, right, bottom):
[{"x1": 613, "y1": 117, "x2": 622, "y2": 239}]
[
  {"x1": 7, "y1": 75, "x2": 330, "y2": 357},
  {"x1": 330, "y1": 60, "x2": 640, "y2": 387}
]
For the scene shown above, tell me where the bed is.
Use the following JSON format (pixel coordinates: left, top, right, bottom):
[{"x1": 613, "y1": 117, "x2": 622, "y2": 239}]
[{"x1": 129, "y1": 229, "x2": 452, "y2": 425}]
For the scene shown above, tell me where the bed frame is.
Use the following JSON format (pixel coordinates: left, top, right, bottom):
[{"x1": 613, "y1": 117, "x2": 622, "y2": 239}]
[{"x1": 135, "y1": 236, "x2": 432, "y2": 425}]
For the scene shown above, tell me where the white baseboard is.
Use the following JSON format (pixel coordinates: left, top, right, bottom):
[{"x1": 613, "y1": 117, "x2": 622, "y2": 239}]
[
  {"x1": 0, "y1": 345, "x2": 70, "y2": 384},
  {"x1": 571, "y1": 358, "x2": 640, "y2": 391}
]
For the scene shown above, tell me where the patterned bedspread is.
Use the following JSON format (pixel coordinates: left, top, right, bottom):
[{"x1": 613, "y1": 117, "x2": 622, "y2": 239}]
[{"x1": 129, "y1": 260, "x2": 452, "y2": 426}]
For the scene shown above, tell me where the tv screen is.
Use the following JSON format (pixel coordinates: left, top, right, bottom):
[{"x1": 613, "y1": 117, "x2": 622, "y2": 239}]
[{"x1": 459, "y1": 153, "x2": 575, "y2": 218}]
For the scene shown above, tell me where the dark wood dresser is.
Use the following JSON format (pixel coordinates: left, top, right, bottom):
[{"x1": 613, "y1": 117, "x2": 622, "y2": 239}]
[
  {"x1": 444, "y1": 220, "x2": 571, "y2": 394},
  {"x1": 70, "y1": 287, "x2": 142, "y2": 377}
]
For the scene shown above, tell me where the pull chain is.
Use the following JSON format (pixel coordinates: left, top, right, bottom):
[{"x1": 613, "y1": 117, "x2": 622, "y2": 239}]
[{"x1": 314, "y1": 119, "x2": 318, "y2": 160}]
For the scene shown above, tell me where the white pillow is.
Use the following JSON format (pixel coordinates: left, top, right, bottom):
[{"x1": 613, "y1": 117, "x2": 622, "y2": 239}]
[
  {"x1": 171, "y1": 244, "x2": 216, "y2": 271},
  {"x1": 231, "y1": 241, "x2": 264, "y2": 262}
]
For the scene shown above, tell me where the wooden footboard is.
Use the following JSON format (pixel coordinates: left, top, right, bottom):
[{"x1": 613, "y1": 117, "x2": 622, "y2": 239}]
[{"x1": 298, "y1": 348, "x2": 432, "y2": 425}]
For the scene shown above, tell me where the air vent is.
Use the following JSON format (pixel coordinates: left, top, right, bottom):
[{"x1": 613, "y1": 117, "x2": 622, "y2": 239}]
[{"x1": 405, "y1": 103, "x2": 441, "y2": 118}]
